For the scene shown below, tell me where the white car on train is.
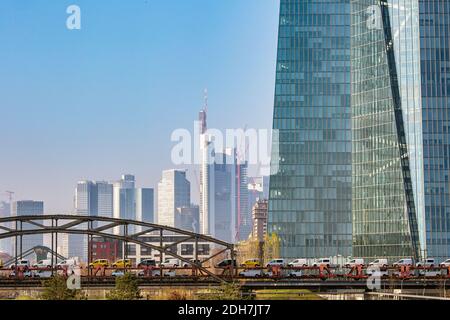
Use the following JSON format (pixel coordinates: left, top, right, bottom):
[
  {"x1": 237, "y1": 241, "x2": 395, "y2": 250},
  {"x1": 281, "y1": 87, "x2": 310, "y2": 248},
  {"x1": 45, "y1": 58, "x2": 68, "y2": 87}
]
[
  {"x1": 344, "y1": 258, "x2": 365, "y2": 268},
  {"x1": 9, "y1": 270, "x2": 33, "y2": 278},
  {"x1": 266, "y1": 259, "x2": 288, "y2": 268},
  {"x1": 33, "y1": 259, "x2": 53, "y2": 269},
  {"x1": 312, "y1": 258, "x2": 332, "y2": 267},
  {"x1": 393, "y1": 258, "x2": 414, "y2": 267},
  {"x1": 160, "y1": 258, "x2": 180, "y2": 268},
  {"x1": 239, "y1": 269, "x2": 264, "y2": 278},
  {"x1": 138, "y1": 269, "x2": 176, "y2": 277},
  {"x1": 368, "y1": 259, "x2": 388, "y2": 268},
  {"x1": 34, "y1": 270, "x2": 53, "y2": 278},
  {"x1": 288, "y1": 270, "x2": 303, "y2": 278},
  {"x1": 57, "y1": 259, "x2": 78, "y2": 269},
  {"x1": 9, "y1": 259, "x2": 30, "y2": 269},
  {"x1": 288, "y1": 259, "x2": 308, "y2": 268},
  {"x1": 440, "y1": 259, "x2": 450, "y2": 268},
  {"x1": 416, "y1": 258, "x2": 436, "y2": 268}
]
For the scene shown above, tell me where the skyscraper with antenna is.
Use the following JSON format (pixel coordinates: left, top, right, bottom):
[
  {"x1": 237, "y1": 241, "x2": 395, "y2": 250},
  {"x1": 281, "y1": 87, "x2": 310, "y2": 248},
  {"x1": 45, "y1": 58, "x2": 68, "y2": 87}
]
[{"x1": 199, "y1": 89, "x2": 215, "y2": 236}]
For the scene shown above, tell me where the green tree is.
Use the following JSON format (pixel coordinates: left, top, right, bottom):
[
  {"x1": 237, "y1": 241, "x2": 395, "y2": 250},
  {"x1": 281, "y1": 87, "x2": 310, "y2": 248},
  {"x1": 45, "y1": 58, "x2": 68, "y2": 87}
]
[
  {"x1": 106, "y1": 273, "x2": 141, "y2": 300},
  {"x1": 264, "y1": 233, "x2": 281, "y2": 262},
  {"x1": 41, "y1": 275, "x2": 85, "y2": 300},
  {"x1": 236, "y1": 233, "x2": 281, "y2": 265}
]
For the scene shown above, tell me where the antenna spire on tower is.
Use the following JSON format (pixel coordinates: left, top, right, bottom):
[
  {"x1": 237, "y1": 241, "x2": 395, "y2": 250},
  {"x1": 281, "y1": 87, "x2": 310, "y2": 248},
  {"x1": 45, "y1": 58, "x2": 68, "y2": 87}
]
[
  {"x1": 199, "y1": 88, "x2": 208, "y2": 134},
  {"x1": 203, "y1": 88, "x2": 208, "y2": 113}
]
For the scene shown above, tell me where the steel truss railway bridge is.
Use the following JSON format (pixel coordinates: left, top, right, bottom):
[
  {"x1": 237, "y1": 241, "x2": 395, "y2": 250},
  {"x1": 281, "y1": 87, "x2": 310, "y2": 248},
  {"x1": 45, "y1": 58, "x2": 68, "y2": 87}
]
[
  {"x1": 0, "y1": 215, "x2": 236, "y2": 283},
  {"x1": 1, "y1": 216, "x2": 450, "y2": 292}
]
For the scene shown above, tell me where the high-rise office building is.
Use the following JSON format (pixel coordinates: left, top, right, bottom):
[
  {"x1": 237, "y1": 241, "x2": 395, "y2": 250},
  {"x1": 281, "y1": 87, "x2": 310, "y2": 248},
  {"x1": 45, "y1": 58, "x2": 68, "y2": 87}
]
[
  {"x1": 214, "y1": 150, "x2": 237, "y2": 243},
  {"x1": 175, "y1": 205, "x2": 200, "y2": 233},
  {"x1": 199, "y1": 141, "x2": 248, "y2": 243},
  {"x1": 112, "y1": 174, "x2": 138, "y2": 238},
  {"x1": 247, "y1": 176, "x2": 270, "y2": 225},
  {"x1": 113, "y1": 174, "x2": 136, "y2": 222},
  {"x1": 268, "y1": 0, "x2": 352, "y2": 258},
  {"x1": 248, "y1": 178, "x2": 264, "y2": 215},
  {"x1": 419, "y1": 0, "x2": 450, "y2": 260},
  {"x1": 73, "y1": 176, "x2": 152, "y2": 259},
  {"x1": 197, "y1": 95, "x2": 248, "y2": 243},
  {"x1": 199, "y1": 124, "x2": 215, "y2": 237},
  {"x1": 75, "y1": 180, "x2": 113, "y2": 218},
  {"x1": 135, "y1": 188, "x2": 154, "y2": 224},
  {"x1": 252, "y1": 199, "x2": 269, "y2": 242},
  {"x1": 73, "y1": 180, "x2": 113, "y2": 260},
  {"x1": 236, "y1": 162, "x2": 250, "y2": 241},
  {"x1": 97, "y1": 182, "x2": 114, "y2": 219},
  {"x1": 11, "y1": 200, "x2": 44, "y2": 254},
  {"x1": 75, "y1": 181, "x2": 97, "y2": 216},
  {"x1": 157, "y1": 170, "x2": 191, "y2": 227},
  {"x1": 122, "y1": 183, "x2": 154, "y2": 264},
  {"x1": 57, "y1": 233, "x2": 69, "y2": 258},
  {"x1": 72, "y1": 181, "x2": 95, "y2": 260},
  {"x1": 351, "y1": 0, "x2": 450, "y2": 261},
  {"x1": 0, "y1": 201, "x2": 12, "y2": 255}
]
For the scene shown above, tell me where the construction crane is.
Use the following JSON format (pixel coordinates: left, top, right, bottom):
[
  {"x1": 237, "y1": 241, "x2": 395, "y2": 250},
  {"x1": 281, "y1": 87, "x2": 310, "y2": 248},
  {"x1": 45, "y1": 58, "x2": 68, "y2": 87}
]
[{"x1": 4, "y1": 191, "x2": 14, "y2": 203}]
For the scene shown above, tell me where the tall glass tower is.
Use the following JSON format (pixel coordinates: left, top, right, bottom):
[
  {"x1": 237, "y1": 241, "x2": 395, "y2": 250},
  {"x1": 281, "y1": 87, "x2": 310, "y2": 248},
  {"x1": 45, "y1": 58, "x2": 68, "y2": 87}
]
[
  {"x1": 352, "y1": 0, "x2": 450, "y2": 261},
  {"x1": 419, "y1": 0, "x2": 450, "y2": 261},
  {"x1": 269, "y1": 0, "x2": 352, "y2": 259}
]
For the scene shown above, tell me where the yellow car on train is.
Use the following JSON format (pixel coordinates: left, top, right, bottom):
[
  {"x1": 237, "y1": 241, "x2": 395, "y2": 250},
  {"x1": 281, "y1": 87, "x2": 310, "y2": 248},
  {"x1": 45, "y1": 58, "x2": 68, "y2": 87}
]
[
  {"x1": 89, "y1": 259, "x2": 109, "y2": 269},
  {"x1": 240, "y1": 259, "x2": 261, "y2": 268},
  {"x1": 112, "y1": 259, "x2": 132, "y2": 268}
]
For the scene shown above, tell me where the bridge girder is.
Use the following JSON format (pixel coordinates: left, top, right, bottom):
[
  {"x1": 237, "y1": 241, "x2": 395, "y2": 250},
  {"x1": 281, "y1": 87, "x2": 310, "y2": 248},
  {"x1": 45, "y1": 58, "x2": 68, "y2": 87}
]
[{"x1": 0, "y1": 215, "x2": 235, "y2": 283}]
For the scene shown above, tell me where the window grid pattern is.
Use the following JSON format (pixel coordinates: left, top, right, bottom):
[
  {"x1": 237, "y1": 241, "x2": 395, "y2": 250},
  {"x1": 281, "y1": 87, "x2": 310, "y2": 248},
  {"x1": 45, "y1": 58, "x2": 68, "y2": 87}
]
[
  {"x1": 351, "y1": 0, "x2": 420, "y2": 261},
  {"x1": 269, "y1": 0, "x2": 352, "y2": 259},
  {"x1": 420, "y1": 0, "x2": 450, "y2": 260}
]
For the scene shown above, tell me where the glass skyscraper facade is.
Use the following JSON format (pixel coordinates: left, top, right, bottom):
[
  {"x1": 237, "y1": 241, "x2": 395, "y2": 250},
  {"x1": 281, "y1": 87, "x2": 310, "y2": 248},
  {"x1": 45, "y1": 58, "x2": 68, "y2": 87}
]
[
  {"x1": 12, "y1": 201, "x2": 44, "y2": 254},
  {"x1": 352, "y1": 0, "x2": 450, "y2": 261},
  {"x1": 419, "y1": 0, "x2": 450, "y2": 261},
  {"x1": 157, "y1": 170, "x2": 191, "y2": 228},
  {"x1": 269, "y1": 0, "x2": 352, "y2": 259},
  {"x1": 73, "y1": 180, "x2": 114, "y2": 260}
]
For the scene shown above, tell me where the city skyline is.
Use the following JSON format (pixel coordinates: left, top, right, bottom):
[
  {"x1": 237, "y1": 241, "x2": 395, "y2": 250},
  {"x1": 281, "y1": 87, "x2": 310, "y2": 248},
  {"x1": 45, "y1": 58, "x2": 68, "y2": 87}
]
[
  {"x1": 1, "y1": 1, "x2": 449, "y2": 261},
  {"x1": 0, "y1": 0, "x2": 279, "y2": 214},
  {"x1": 2, "y1": 1, "x2": 450, "y2": 305}
]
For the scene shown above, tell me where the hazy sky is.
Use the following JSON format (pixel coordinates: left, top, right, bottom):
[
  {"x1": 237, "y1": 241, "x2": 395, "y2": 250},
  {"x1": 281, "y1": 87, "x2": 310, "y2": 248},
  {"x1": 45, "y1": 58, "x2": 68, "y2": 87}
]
[{"x1": 0, "y1": 0, "x2": 279, "y2": 213}]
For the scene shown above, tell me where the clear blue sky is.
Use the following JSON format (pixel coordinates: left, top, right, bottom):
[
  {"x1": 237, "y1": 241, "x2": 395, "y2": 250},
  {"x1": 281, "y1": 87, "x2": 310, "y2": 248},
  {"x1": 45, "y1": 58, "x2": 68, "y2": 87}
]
[{"x1": 0, "y1": 0, "x2": 279, "y2": 213}]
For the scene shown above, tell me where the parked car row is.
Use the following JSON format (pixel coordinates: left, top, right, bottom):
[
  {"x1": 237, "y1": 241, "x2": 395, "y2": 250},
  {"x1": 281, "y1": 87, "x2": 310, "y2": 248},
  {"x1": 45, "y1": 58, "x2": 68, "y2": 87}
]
[
  {"x1": 4, "y1": 258, "x2": 79, "y2": 270},
  {"x1": 7, "y1": 268, "x2": 75, "y2": 278},
  {"x1": 111, "y1": 269, "x2": 177, "y2": 278},
  {"x1": 238, "y1": 257, "x2": 450, "y2": 269},
  {"x1": 5, "y1": 257, "x2": 450, "y2": 272},
  {"x1": 2, "y1": 257, "x2": 204, "y2": 271},
  {"x1": 240, "y1": 258, "x2": 334, "y2": 268},
  {"x1": 363, "y1": 258, "x2": 450, "y2": 268},
  {"x1": 89, "y1": 258, "x2": 203, "y2": 269}
]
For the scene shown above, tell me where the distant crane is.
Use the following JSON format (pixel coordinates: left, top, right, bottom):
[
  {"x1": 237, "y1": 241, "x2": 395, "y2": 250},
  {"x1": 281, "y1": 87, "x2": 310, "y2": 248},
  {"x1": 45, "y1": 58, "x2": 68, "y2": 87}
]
[{"x1": 4, "y1": 191, "x2": 14, "y2": 203}]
